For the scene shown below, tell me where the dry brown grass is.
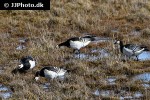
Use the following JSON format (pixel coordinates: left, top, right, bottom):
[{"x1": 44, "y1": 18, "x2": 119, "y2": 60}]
[{"x1": 0, "y1": 0, "x2": 150, "y2": 99}]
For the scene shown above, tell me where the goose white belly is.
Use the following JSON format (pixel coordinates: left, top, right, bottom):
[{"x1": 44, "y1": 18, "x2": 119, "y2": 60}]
[
  {"x1": 44, "y1": 69, "x2": 58, "y2": 79},
  {"x1": 70, "y1": 40, "x2": 91, "y2": 50}
]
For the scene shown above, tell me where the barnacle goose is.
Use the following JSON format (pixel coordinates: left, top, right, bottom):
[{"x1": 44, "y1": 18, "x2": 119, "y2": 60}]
[
  {"x1": 114, "y1": 40, "x2": 149, "y2": 61},
  {"x1": 56, "y1": 35, "x2": 96, "y2": 54},
  {"x1": 12, "y1": 56, "x2": 36, "y2": 73},
  {"x1": 34, "y1": 66, "x2": 67, "y2": 81}
]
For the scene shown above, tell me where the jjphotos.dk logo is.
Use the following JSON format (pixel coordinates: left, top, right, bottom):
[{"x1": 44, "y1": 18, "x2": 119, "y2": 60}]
[
  {"x1": 0, "y1": 0, "x2": 50, "y2": 10},
  {"x1": 4, "y1": 2, "x2": 43, "y2": 8}
]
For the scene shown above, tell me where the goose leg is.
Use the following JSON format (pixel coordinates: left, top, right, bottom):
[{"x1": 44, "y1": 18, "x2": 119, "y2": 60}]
[
  {"x1": 136, "y1": 56, "x2": 139, "y2": 61},
  {"x1": 74, "y1": 49, "x2": 79, "y2": 54},
  {"x1": 49, "y1": 78, "x2": 54, "y2": 83},
  {"x1": 73, "y1": 49, "x2": 76, "y2": 54},
  {"x1": 73, "y1": 49, "x2": 80, "y2": 58},
  {"x1": 124, "y1": 55, "x2": 128, "y2": 61},
  {"x1": 128, "y1": 56, "x2": 131, "y2": 61},
  {"x1": 78, "y1": 50, "x2": 80, "y2": 58}
]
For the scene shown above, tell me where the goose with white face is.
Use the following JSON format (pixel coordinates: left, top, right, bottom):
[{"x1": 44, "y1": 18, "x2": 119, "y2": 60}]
[
  {"x1": 13, "y1": 56, "x2": 36, "y2": 73},
  {"x1": 114, "y1": 40, "x2": 148, "y2": 61}
]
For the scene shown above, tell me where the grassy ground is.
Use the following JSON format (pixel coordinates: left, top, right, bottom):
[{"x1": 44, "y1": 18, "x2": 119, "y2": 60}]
[{"x1": 0, "y1": 0, "x2": 150, "y2": 99}]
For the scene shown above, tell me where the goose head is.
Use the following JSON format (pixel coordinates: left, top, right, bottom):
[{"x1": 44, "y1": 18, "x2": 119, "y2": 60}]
[
  {"x1": 34, "y1": 71, "x2": 40, "y2": 81},
  {"x1": 114, "y1": 40, "x2": 121, "y2": 44}
]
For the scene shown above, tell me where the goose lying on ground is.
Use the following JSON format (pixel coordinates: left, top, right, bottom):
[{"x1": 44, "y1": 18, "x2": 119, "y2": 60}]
[
  {"x1": 12, "y1": 56, "x2": 36, "y2": 73},
  {"x1": 56, "y1": 35, "x2": 96, "y2": 54},
  {"x1": 34, "y1": 66, "x2": 67, "y2": 81},
  {"x1": 114, "y1": 40, "x2": 149, "y2": 61}
]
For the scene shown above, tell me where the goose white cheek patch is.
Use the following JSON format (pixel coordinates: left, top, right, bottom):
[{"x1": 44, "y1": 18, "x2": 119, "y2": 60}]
[
  {"x1": 35, "y1": 77, "x2": 39, "y2": 81},
  {"x1": 18, "y1": 64, "x2": 23, "y2": 69}
]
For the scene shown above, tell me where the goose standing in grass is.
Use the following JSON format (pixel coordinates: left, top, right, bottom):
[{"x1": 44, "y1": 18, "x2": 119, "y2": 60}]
[
  {"x1": 114, "y1": 40, "x2": 149, "y2": 61},
  {"x1": 12, "y1": 56, "x2": 36, "y2": 73},
  {"x1": 56, "y1": 35, "x2": 96, "y2": 54},
  {"x1": 34, "y1": 66, "x2": 67, "y2": 81}
]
